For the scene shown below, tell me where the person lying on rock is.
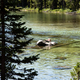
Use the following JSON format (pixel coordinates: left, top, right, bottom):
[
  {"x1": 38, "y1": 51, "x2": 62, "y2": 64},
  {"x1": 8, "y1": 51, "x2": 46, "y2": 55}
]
[{"x1": 37, "y1": 38, "x2": 56, "y2": 49}]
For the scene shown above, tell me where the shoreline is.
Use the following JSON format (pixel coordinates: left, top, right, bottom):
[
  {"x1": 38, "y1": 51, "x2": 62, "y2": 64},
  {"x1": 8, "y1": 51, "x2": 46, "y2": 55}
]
[{"x1": 21, "y1": 8, "x2": 80, "y2": 15}]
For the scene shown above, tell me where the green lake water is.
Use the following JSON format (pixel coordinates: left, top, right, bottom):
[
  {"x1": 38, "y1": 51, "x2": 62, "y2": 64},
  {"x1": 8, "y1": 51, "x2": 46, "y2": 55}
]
[{"x1": 15, "y1": 12, "x2": 80, "y2": 80}]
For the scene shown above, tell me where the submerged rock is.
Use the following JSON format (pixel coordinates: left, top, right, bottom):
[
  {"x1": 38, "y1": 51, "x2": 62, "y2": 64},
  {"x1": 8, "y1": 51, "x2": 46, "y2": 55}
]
[
  {"x1": 54, "y1": 56, "x2": 67, "y2": 60},
  {"x1": 53, "y1": 66, "x2": 71, "y2": 70}
]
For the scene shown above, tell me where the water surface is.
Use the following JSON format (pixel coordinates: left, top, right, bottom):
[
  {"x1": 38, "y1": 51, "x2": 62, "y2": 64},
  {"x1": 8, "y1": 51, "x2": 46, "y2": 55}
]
[{"x1": 15, "y1": 12, "x2": 80, "y2": 80}]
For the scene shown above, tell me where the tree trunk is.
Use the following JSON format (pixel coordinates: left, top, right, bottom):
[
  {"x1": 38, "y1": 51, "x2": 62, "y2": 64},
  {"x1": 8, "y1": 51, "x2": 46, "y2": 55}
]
[{"x1": 1, "y1": 0, "x2": 5, "y2": 80}]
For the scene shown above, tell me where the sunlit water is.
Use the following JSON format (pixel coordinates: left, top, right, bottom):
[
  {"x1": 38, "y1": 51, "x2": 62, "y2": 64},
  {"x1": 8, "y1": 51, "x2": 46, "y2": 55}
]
[{"x1": 14, "y1": 12, "x2": 80, "y2": 80}]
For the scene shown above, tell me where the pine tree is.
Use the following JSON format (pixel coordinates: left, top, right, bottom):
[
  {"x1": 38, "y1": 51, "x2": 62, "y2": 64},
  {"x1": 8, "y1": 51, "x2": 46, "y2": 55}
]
[
  {"x1": 50, "y1": 0, "x2": 58, "y2": 9},
  {"x1": 0, "y1": 0, "x2": 39, "y2": 80},
  {"x1": 38, "y1": 0, "x2": 43, "y2": 12},
  {"x1": 70, "y1": 0, "x2": 79, "y2": 11}
]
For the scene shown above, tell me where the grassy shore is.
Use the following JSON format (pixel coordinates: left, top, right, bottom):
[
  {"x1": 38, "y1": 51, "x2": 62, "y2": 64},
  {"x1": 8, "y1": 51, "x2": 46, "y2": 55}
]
[{"x1": 21, "y1": 8, "x2": 80, "y2": 15}]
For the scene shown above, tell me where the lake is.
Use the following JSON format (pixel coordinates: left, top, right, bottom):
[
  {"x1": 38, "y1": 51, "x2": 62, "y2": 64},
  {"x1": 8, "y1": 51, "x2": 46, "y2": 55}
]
[{"x1": 15, "y1": 12, "x2": 80, "y2": 80}]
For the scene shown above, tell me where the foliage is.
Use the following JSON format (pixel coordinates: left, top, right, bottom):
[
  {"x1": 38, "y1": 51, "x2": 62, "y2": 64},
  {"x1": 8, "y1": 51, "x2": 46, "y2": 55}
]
[
  {"x1": 76, "y1": 9, "x2": 80, "y2": 14},
  {"x1": 17, "y1": 0, "x2": 80, "y2": 12},
  {"x1": 0, "y1": 0, "x2": 39, "y2": 80},
  {"x1": 71, "y1": 62, "x2": 80, "y2": 80}
]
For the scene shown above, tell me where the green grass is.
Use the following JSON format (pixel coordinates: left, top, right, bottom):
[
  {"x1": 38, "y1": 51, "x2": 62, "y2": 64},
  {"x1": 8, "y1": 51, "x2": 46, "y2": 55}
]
[
  {"x1": 21, "y1": 8, "x2": 74, "y2": 14},
  {"x1": 18, "y1": 7, "x2": 80, "y2": 14},
  {"x1": 21, "y1": 7, "x2": 38, "y2": 12},
  {"x1": 76, "y1": 9, "x2": 80, "y2": 14}
]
